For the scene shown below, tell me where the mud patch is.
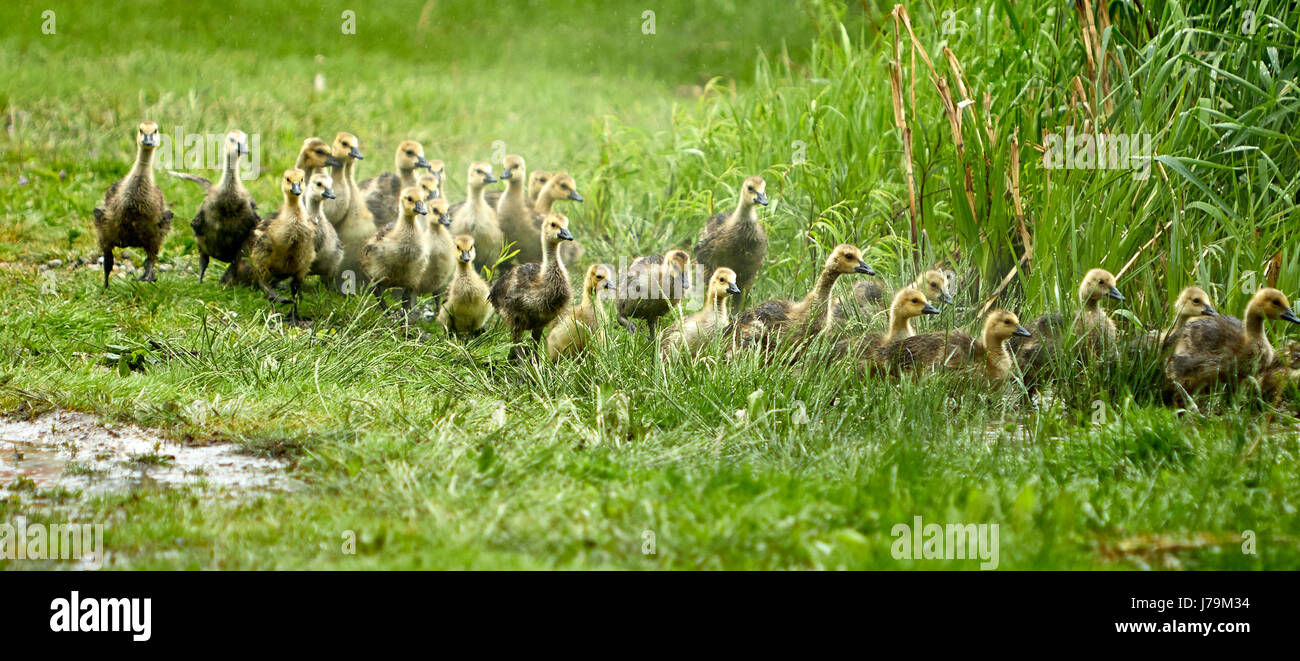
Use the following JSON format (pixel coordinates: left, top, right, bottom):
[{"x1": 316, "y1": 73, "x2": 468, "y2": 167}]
[{"x1": 0, "y1": 410, "x2": 292, "y2": 498}]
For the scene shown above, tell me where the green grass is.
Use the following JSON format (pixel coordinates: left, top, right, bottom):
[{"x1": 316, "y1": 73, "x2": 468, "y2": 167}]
[{"x1": 1, "y1": 0, "x2": 1298, "y2": 569}]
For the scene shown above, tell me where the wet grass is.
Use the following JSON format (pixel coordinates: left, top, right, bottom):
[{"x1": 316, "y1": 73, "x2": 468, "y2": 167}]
[{"x1": 1, "y1": 0, "x2": 1299, "y2": 569}]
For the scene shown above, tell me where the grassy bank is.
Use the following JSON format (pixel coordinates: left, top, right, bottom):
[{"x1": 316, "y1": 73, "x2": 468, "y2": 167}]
[{"x1": 1, "y1": 0, "x2": 1298, "y2": 569}]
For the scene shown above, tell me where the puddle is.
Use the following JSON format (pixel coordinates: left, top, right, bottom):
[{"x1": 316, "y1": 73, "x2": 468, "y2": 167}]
[{"x1": 0, "y1": 410, "x2": 292, "y2": 498}]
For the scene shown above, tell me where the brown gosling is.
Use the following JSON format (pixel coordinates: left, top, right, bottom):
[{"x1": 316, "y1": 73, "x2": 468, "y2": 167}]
[
  {"x1": 438, "y1": 235, "x2": 493, "y2": 337},
  {"x1": 854, "y1": 269, "x2": 953, "y2": 312},
  {"x1": 92, "y1": 121, "x2": 174, "y2": 287},
  {"x1": 1009, "y1": 268, "x2": 1126, "y2": 392},
  {"x1": 1166, "y1": 287, "x2": 1300, "y2": 395},
  {"x1": 323, "y1": 132, "x2": 376, "y2": 289},
  {"x1": 661, "y1": 267, "x2": 742, "y2": 357},
  {"x1": 416, "y1": 197, "x2": 456, "y2": 298},
  {"x1": 527, "y1": 172, "x2": 585, "y2": 266},
  {"x1": 879, "y1": 309, "x2": 1030, "y2": 379},
  {"x1": 249, "y1": 169, "x2": 315, "y2": 320},
  {"x1": 616, "y1": 249, "x2": 692, "y2": 338},
  {"x1": 1156, "y1": 285, "x2": 1218, "y2": 350},
  {"x1": 294, "y1": 136, "x2": 343, "y2": 183},
  {"x1": 493, "y1": 155, "x2": 534, "y2": 266},
  {"x1": 359, "y1": 140, "x2": 433, "y2": 226},
  {"x1": 448, "y1": 162, "x2": 502, "y2": 274},
  {"x1": 304, "y1": 172, "x2": 344, "y2": 283},
  {"x1": 837, "y1": 288, "x2": 942, "y2": 363},
  {"x1": 694, "y1": 175, "x2": 769, "y2": 305},
  {"x1": 361, "y1": 186, "x2": 430, "y2": 313},
  {"x1": 1073, "y1": 267, "x2": 1125, "y2": 342},
  {"x1": 547, "y1": 264, "x2": 617, "y2": 361},
  {"x1": 730, "y1": 244, "x2": 875, "y2": 348},
  {"x1": 167, "y1": 130, "x2": 259, "y2": 284},
  {"x1": 488, "y1": 213, "x2": 575, "y2": 362}
]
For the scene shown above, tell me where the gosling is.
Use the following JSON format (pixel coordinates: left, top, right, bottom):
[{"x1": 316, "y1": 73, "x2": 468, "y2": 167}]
[
  {"x1": 836, "y1": 288, "x2": 941, "y2": 363},
  {"x1": 694, "y1": 175, "x2": 769, "y2": 305},
  {"x1": 437, "y1": 235, "x2": 494, "y2": 337},
  {"x1": 416, "y1": 196, "x2": 456, "y2": 299},
  {"x1": 361, "y1": 187, "x2": 430, "y2": 313},
  {"x1": 879, "y1": 309, "x2": 1030, "y2": 379},
  {"x1": 168, "y1": 130, "x2": 259, "y2": 284},
  {"x1": 547, "y1": 264, "x2": 617, "y2": 361},
  {"x1": 616, "y1": 249, "x2": 692, "y2": 338},
  {"x1": 248, "y1": 169, "x2": 315, "y2": 320},
  {"x1": 359, "y1": 140, "x2": 432, "y2": 226},
  {"x1": 493, "y1": 155, "x2": 533, "y2": 266},
  {"x1": 489, "y1": 213, "x2": 575, "y2": 361},
  {"x1": 448, "y1": 162, "x2": 501, "y2": 274},
  {"x1": 304, "y1": 172, "x2": 344, "y2": 284},
  {"x1": 324, "y1": 132, "x2": 374, "y2": 289},
  {"x1": 1166, "y1": 287, "x2": 1300, "y2": 395},
  {"x1": 93, "y1": 121, "x2": 174, "y2": 287},
  {"x1": 730, "y1": 244, "x2": 874, "y2": 348},
  {"x1": 661, "y1": 267, "x2": 741, "y2": 357}
]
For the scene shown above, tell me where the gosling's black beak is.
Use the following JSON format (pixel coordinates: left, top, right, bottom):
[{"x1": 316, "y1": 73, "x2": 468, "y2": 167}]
[
  {"x1": 141, "y1": 132, "x2": 158, "y2": 147},
  {"x1": 424, "y1": 189, "x2": 436, "y2": 201},
  {"x1": 323, "y1": 188, "x2": 337, "y2": 199},
  {"x1": 500, "y1": 168, "x2": 513, "y2": 180},
  {"x1": 290, "y1": 181, "x2": 302, "y2": 196},
  {"x1": 483, "y1": 173, "x2": 498, "y2": 184},
  {"x1": 603, "y1": 280, "x2": 617, "y2": 291},
  {"x1": 568, "y1": 190, "x2": 584, "y2": 202},
  {"x1": 727, "y1": 283, "x2": 742, "y2": 295},
  {"x1": 1202, "y1": 305, "x2": 1217, "y2": 316},
  {"x1": 238, "y1": 142, "x2": 250, "y2": 156},
  {"x1": 460, "y1": 251, "x2": 473, "y2": 262},
  {"x1": 941, "y1": 291, "x2": 954, "y2": 305},
  {"x1": 1014, "y1": 325, "x2": 1032, "y2": 337},
  {"x1": 557, "y1": 228, "x2": 574, "y2": 242},
  {"x1": 755, "y1": 191, "x2": 769, "y2": 206},
  {"x1": 854, "y1": 261, "x2": 876, "y2": 275},
  {"x1": 439, "y1": 212, "x2": 451, "y2": 227},
  {"x1": 350, "y1": 148, "x2": 364, "y2": 160},
  {"x1": 325, "y1": 155, "x2": 343, "y2": 167},
  {"x1": 414, "y1": 201, "x2": 428, "y2": 216},
  {"x1": 1282, "y1": 308, "x2": 1300, "y2": 324},
  {"x1": 416, "y1": 157, "x2": 431, "y2": 170},
  {"x1": 921, "y1": 302, "x2": 941, "y2": 315},
  {"x1": 1107, "y1": 286, "x2": 1125, "y2": 301}
]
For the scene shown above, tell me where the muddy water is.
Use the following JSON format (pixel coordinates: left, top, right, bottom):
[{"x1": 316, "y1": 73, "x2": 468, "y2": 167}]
[{"x1": 0, "y1": 410, "x2": 292, "y2": 498}]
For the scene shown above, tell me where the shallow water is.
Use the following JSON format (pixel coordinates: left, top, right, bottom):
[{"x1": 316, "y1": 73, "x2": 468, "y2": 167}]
[{"x1": 0, "y1": 410, "x2": 292, "y2": 498}]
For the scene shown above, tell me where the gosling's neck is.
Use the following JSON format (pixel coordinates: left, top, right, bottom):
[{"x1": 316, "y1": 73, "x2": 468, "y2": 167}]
[
  {"x1": 730, "y1": 199, "x2": 757, "y2": 226},
  {"x1": 398, "y1": 161, "x2": 419, "y2": 189},
  {"x1": 217, "y1": 147, "x2": 241, "y2": 190},
  {"x1": 706, "y1": 289, "x2": 731, "y2": 318},
  {"x1": 886, "y1": 311, "x2": 916, "y2": 342},
  {"x1": 501, "y1": 176, "x2": 526, "y2": 215},
  {"x1": 535, "y1": 191, "x2": 559, "y2": 215},
  {"x1": 283, "y1": 194, "x2": 304, "y2": 218},
  {"x1": 128, "y1": 145, "x2": 157, "y2": 183},
  {"x1": 1245, "y1": 306, "x2": 1267, "y2": 343},
  {"x1": 541, "y1": 238, "x2": 564, "y2": 273},
  {"x1": 803, "y1": 268, "x2": 841, "y2": 309},
  {"x1": 470, "y1": 183, "x2": 490, "y2": 214},
  {"x1": 455, "y1": 259, "x2": 474, "y2": 278}
]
